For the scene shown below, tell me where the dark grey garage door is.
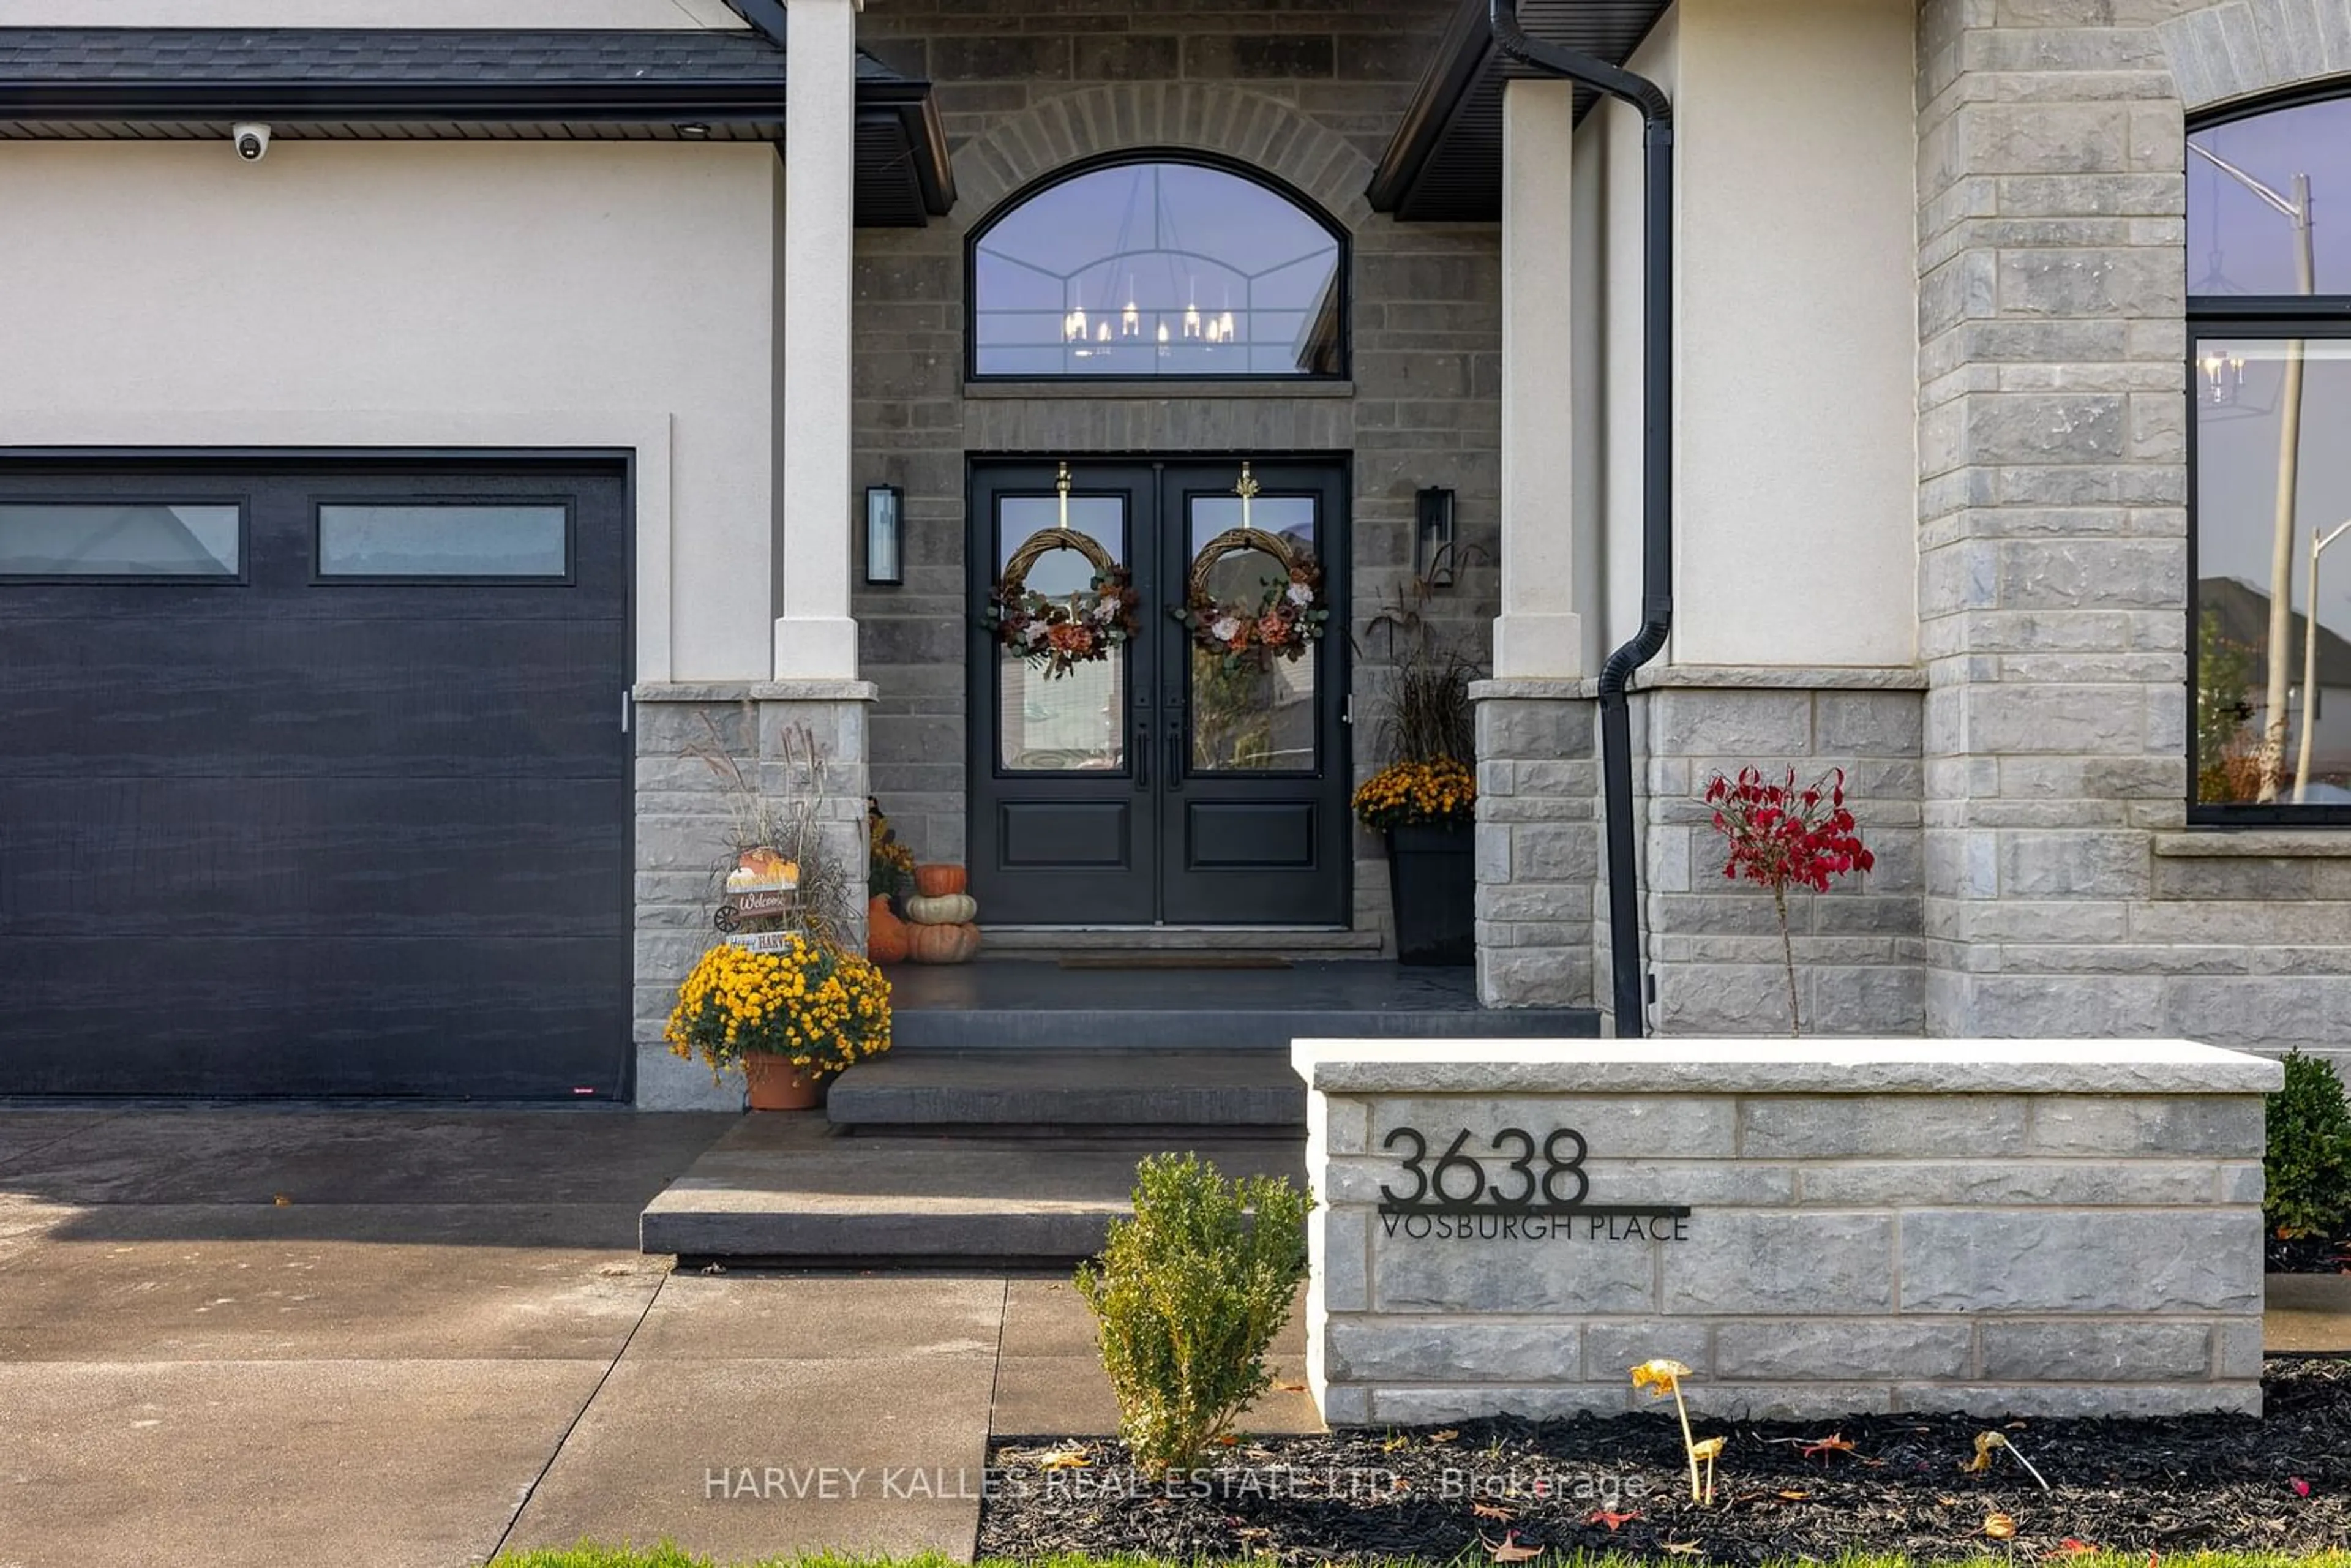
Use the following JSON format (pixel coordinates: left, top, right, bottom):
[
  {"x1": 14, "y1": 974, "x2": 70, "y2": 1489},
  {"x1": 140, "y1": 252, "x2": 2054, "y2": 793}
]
[{"x1": 0, "y1": 455, "x2": 632, "y2": 1099}]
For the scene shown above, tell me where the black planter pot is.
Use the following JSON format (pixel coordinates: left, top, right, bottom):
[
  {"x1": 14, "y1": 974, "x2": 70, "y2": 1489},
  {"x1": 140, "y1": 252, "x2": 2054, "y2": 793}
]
[{"x1": 1385, "y1": 820, "x2": 1475, "y2": 966}]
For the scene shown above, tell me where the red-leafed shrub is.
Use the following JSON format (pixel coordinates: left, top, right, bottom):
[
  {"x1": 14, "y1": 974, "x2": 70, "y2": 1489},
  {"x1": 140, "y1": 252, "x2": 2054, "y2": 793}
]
[{"x1": 1703, "y1": 766, "x2": 1875, "y2": 1037}]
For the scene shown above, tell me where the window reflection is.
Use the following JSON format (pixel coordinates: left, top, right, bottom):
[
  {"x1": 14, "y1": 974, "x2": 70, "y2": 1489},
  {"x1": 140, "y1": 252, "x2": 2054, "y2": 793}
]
[
  {"x1": 2193, "y1": 341, "x2": 2351, "y2": 806},
  {"x1": 998, "y1": 495, "x2": 1127, "y2": 771},
  {"x1": 973, "y1": 160, "x2": 1344, "y2": 378}
]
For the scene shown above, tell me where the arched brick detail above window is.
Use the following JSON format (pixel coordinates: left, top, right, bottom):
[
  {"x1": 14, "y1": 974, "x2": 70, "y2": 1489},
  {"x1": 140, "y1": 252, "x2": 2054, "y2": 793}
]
[
  {"x1": 2158, "y1": 0, "x2": 2351, "y2": 113},
  {"x1": 949, "y1": 83, "x2": 1377, "y2": 231}
]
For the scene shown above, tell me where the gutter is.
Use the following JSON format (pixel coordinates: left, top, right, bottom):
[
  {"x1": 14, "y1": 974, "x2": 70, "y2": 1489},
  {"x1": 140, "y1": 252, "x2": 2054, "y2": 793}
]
[{"x1": 1488, "y1": 0, "x2": 1673, "y2": 1038}]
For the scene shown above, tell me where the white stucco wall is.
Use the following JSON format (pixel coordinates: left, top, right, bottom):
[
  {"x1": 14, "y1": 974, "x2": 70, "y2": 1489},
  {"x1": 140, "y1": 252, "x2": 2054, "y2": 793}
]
[
  {"x1": 1671, "y1": 0, "x2": 1918, "y2": 668},
  {"x1": 0, "y1": 0, "x2": 744, "y2": 26},
  {"x1": 0, "y1": 140, "x2": 780, "y2": 682},
  {"x1": 1580, "y1": 0, "x2": 1916, "y2": 670}
]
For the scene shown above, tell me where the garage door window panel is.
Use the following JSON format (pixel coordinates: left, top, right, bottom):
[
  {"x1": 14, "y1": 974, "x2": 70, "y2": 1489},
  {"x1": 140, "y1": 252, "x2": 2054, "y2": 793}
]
[
  {"x1": 315, "y1": 501, "x2": 572, "y2": 581},
  {"x1": 0, "y1": 501, "x2": 243, "y2": 580}
]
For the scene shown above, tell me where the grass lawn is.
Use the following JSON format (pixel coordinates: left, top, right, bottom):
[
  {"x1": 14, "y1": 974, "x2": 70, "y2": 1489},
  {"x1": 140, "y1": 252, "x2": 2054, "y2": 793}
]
[{"x1": 490, "y1": 1551, "x2": 2351, "y2": 1568}]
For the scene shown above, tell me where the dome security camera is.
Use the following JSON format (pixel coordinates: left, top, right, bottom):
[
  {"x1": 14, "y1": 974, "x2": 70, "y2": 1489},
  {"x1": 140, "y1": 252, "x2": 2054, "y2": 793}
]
[{"x1": 233, "y1": 123, "x2": 271, "y2": 162}]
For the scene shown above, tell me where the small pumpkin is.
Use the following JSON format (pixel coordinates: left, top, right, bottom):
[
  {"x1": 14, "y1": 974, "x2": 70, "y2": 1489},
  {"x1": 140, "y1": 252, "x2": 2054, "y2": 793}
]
[
  {"x1": 904, "y1": 891, "x2": 978, "y2": 926},
  {"x1": 867, "y1": 894, "x2": 910, "y2": 965},
  {"x1": 907, "y1": 921, "x2": 981, "y2": 964},
  {"x1": 913, "y1": 864, "x2": 968, "y2": 898}
]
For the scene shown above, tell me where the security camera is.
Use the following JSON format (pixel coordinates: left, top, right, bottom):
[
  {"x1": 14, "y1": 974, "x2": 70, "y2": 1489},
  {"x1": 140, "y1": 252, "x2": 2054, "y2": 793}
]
[{"x1": 233, "y1": 123, "x2": 271, "y2": 162}]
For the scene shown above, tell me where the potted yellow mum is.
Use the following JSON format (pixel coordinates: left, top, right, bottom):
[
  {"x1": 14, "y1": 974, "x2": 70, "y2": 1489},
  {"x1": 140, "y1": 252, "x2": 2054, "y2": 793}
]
[
  {"x1": 664, "y1": 933, "x2": 891, "y2": 1110},
  {"x1": 1353, "y1": 756, "x2": 1477, "y2": 966}
]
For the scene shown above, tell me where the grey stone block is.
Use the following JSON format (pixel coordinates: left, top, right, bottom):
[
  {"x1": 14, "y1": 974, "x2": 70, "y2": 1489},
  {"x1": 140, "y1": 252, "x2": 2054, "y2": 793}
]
[
  {"x1": 1367, "y1": 1097, "x2": 1738, "y2": 1161},
  {"x1": 1583, "y1": 1320, "x2": 1713, "y2": 1382},
  {"x1": 1367, "y1": 1386, "x2": 1631, "y2": 1424},
  {"x1": 1714, "y1": 1320, "x2": 1973, "y2": 1382},
  {"x1": 1978, "y1": 1321, "x2": 2213, "y2": 1382},
  {"x1": 1794, "y1": 1159, "x2": 2227, "y2": 1207},
  {"x1": 2026, "y1": 1096, "x2": 2265, "y2": 1157},
  {"x1": 1370, "y1": 1225, "x2": 1657, "y2": 1315},
  {"x1": 1660, "y1": 1212, "x2": 1896, "y2": 1315},
  {"x1": 1888, "y1": 1382, "x2": 2261, "y2": 1419},
  {"x1": 1898, "y1": 1209, "x2": 2262, "y2": 1314},
  {"x1": 1679, "y1": 1382, "x2": 1900, "y2": 1420},
  {"x1": 1738, "y1": 1095, "x2": 2028, "y2": 1159},
  {"x1": 1316, "y1": 1208, "x2": 1370, "y2": 1314},
  {"x1": 1326, "y1": 1321, "x2": 1577, "y2": 1382}
]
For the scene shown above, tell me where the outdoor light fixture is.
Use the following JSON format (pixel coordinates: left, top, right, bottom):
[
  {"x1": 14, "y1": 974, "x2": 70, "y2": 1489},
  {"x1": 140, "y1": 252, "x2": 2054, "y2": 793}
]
[
  {"x1": 864, "y1": 485, "x2": 904, "y2": 587},
  {"x1": 1415, "y1": 486, "x2": 1457, "y2": 587},
  {"x1": 677, "y1": 123, "x2": 713, "y2": 140}
]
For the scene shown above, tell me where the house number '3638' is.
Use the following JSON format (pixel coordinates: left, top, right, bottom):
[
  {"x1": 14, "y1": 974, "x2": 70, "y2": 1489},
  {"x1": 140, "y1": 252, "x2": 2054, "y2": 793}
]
[{"x1": 1378, "y1": 1126, "x2": 1590, "y2": 1211}]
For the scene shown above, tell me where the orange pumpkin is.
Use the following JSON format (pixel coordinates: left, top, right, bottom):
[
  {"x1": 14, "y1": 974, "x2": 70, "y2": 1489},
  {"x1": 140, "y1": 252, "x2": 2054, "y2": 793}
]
[
  {"x1": 906, "y1": 921, "x2": 981, "y2": 964},
  {"x1": 867, "y1": 895, "x2": 910, "y2": 965},
  {"x1": 913, "y1": 864, "x2": 968, "y2": 898}
]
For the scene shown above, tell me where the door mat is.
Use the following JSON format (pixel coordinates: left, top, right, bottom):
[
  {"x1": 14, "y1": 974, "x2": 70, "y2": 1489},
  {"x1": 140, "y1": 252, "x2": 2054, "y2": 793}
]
[{"x1": 1058, "y1": 955, "x2": 1295, "y2": 970}]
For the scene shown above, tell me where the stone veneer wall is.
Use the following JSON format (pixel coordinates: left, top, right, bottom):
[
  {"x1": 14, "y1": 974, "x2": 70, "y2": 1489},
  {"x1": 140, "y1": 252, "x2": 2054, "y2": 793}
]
[
  {"x1": 631, "y1": 684, "x2": 873, "y2": 1111},
  {"x1": 849, "y1": 0, "x2": 1498, "y2": 946},
  {"x1": 1301, "y1": 1040, "x2": 2276, "y2": 1425},
  {"x1": 1913, "y1": 0, "x2": 2351, "y2": 1072}
]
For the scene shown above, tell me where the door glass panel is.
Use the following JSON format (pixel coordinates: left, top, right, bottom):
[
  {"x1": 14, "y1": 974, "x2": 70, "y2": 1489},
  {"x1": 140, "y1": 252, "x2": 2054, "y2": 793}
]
[
  {"x1": 1185, "y1": 493, "x2": 1318, "y2": 773},
  {"x1": 997, "y1": 493, "x2": 1128, "y2": 771},
  {"x1": 0, "y1": 502, "x2": 240, "y2": 577}
]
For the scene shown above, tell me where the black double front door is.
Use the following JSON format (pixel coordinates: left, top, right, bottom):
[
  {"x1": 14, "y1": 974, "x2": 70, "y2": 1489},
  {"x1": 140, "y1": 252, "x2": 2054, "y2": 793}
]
[{"x1": 968, "y1": 459, "x2": 1351, "y2": 926}]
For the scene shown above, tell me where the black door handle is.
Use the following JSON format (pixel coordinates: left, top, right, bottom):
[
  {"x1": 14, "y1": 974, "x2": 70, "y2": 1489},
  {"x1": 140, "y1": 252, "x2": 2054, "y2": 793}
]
[
  {"x1": 1135, "y1": 723, "x2": 1150, "y2": 790},
  {"x1": 1166, "y1": 723, "x2": 1184, "y2": 792}
]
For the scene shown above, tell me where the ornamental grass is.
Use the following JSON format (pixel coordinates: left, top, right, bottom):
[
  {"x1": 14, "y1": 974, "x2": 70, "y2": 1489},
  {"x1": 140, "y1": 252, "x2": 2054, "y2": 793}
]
[{"x1": 664, "y1": 934, "x2": 891, "y2": 1082}]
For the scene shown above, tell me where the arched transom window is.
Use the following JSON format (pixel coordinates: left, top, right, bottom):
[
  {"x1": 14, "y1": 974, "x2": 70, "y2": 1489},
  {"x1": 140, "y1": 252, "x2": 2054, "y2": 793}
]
[{"x1": 969, "y1": 156, "x2": 1347, "y2": 380}]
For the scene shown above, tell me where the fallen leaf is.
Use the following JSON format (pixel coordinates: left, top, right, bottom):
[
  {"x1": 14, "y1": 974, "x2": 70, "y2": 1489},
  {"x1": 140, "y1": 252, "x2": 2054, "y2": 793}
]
[
  {"x1": 1274, "y1": 1381, "x2": 1307, "y2": 1394},
  {"x1": 1690, "y1": 1436, "x2": 1727, "y2": 1461},
  {"x1": 2293, "y1": 1477, "x2": 2312, "y2": 1498},
  {"x1": 2006, "y1": 1420, "x2": 2030, "y2": 1430},
  {"x1": 271, "y1": 1194, "x2": 292, "y2": 1206},
  {"x1": 1392, "y1": 1476, "x2": 1413, "y2": 1492},
  {"x1": 1482, "y1": 1530, "x2": 1542, "y2": 1562},
  {"x1": 1802, "y1": 1433, "x2": 1857, "y2": 1459},
  {"x1": 2048, "y1": 1539, "x2": 2099, "y2": 1558},
  {"x1": 1662, "y1": 1540, "x2": 1704, "y2": 1556},
  {"x1": 1474, "y1": 1502, "x2": 1517, "y2": 1522},
  {"x1": 1430, "y1": 1428, "x2": 1462, "y2": 1444},
  {"x1": 1214, "y1": 1435, "x2": 1240, "y2": 1447},
  {"x1": 1937, "y1": 1495, "x2": 1963, "y2": 1507},
  {"x1": 1588, "y1": 1509, "x2": 1641, "y2": 1532},
  {"x1": 1777, "y1": 1490, "x2": 1810, "y2": 1502},
  {"x1": 1037, "y1": 1447, "x2": 1091, "y2": 1471},
  {"x1": 1985, "y1": 1512, "x2": 2018, "y2": 1540},
  {"x1": 1381, "y1": 1435, "x2": 1410, "y2": 1454},
  {"x1": 1962, "y1": 1431, "x2": 2006, "y2": 1474}
]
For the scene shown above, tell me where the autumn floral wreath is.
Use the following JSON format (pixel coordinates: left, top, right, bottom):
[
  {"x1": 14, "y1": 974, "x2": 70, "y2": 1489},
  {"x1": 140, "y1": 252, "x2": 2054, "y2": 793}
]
[
  {"x1": 1176, "y1": 525, "x2": 1330, "y2": 667},
  {"x1": 982, "y1": 523, "x2": 1142, "y2": 680}
]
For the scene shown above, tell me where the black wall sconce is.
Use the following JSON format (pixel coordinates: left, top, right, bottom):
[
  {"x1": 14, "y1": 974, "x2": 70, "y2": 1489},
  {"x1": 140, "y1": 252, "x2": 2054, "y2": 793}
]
[
  {"x1": 1415, "y1": 486, "x2": 1457, "y2": 588},
  {"x1": 863, "y1": 484, "x2": 904, "y2": 587}
]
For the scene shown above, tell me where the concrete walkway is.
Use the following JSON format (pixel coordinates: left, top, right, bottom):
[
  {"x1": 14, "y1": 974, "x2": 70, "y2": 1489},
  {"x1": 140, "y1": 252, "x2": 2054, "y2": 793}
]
[{"x1": 0, "y1": 1108, "x2": 1314, "y2": 1568}]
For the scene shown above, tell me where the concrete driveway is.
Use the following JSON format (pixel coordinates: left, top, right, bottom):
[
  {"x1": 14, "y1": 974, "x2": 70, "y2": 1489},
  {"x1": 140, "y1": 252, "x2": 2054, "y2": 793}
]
[{"x1": 0, "y1": 1107, "x2": 1317, "y2": 1568}]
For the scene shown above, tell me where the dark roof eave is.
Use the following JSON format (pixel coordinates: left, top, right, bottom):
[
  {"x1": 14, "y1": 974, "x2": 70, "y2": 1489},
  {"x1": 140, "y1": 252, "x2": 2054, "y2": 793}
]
[
  {"x1": 1367, "y1": 0, "x2": 1494, "y2": 215},
  {"x1": 0, "y1": 80, "x2": 792, "y2": 120},
  {"x1": 858, "y1": 75, "x2": 956, "y2": 216}
]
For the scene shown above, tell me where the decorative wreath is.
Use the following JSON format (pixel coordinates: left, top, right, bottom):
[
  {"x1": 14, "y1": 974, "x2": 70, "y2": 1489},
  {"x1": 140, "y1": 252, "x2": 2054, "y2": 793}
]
[
  {"x1": 983, "y1": 525, "x2": 1142, "y2": 680},
  {"x1": 1174, "y1": 525, "x2": 1330, "y2": 668}
]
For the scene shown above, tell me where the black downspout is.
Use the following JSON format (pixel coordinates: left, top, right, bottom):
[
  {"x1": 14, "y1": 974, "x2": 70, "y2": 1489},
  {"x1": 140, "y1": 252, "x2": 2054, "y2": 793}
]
[{"x1": 1488, "y1": 0, "x2": 1673, "y2": 1038}]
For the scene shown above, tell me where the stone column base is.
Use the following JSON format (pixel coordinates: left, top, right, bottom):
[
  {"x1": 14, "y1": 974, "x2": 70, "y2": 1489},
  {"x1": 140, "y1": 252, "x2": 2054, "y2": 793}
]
[
  {"x1": 1471, "y1": 679, "x2": 1599, "y2": 1010},
  {"x1": 632, "y1": 680, "x2": 876, "y2": 1111}
]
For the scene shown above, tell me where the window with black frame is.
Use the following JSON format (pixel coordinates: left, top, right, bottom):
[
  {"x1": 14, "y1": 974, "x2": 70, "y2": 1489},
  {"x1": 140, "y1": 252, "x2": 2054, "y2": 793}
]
[
  {"x1": 2189, "y1": 95, "x2": 2351, "y2": 818},
  {"x1": 969, "y1": 155, "x2": 1346, "y2": 381}
]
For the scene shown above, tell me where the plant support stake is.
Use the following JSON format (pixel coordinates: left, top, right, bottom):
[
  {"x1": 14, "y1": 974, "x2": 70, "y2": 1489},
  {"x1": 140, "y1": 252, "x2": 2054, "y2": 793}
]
[{"x1": 1488, "y1": 0, "x2": 1674, "y2": 1036}]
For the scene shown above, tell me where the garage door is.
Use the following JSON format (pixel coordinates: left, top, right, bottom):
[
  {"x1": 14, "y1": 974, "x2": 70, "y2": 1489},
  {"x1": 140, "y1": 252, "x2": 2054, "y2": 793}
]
[{"x1": 0, "y1": 456, "x2": 633, "y2": 1099}]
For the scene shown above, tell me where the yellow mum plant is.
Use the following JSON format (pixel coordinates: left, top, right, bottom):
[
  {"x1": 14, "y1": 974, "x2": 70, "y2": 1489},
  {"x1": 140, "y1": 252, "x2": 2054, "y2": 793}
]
[
  {"x1": 665, "y1": 934, "x2": 891, "y2": 1082},
  {"x1": 1351, "y1": 756, "x2": 1477, "y2": 832}
]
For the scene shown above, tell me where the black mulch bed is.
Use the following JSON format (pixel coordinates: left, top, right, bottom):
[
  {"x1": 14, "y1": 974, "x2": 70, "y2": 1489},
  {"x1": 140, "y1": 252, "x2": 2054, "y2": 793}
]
[
  {"x1": 2268, "y1": 1232, "x2": 2351, "y2": 1274},
  {"x1": 980, "y1": 1358, "x2": 2351, "y2": 1564}
]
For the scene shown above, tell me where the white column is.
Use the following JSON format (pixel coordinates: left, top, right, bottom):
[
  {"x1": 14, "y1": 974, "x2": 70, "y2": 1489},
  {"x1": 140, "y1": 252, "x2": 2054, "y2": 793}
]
[
  {"x1": 1493, "y1": 77, "x2": 1584, "y2": 679},
  {"x1": 774, "y1": 0, "x2": 862, "y2": 680}
]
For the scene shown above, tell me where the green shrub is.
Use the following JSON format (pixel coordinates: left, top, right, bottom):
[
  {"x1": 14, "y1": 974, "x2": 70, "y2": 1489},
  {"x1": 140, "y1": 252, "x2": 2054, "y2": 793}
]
[
  {"x1": 2267, "y1": 1050, "x2": 2351, "y2": 1240},
  {"x1": 1074, "y1": 1152, "x2": 1313, "y2": 1477}
]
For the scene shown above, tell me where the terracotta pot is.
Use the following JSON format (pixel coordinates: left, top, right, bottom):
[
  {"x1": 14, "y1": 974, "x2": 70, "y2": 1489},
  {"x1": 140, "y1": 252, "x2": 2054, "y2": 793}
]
[{"x1": 741, "y1": 1053, "x2": 823, "y2": 1111}]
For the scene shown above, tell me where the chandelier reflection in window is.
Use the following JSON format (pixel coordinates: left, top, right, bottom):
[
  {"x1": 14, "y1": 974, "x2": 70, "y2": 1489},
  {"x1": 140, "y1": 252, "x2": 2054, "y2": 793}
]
[{"x1": 977, "y1": 157, "x2": 1345, "y2": 379}]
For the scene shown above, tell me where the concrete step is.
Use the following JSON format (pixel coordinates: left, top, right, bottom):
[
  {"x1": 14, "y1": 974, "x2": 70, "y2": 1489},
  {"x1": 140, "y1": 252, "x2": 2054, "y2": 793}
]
[
  {"x1": 826, "y1": 1050, "x2": 1304, "y2": 1134},
  {"x1": 638, "y1": 1112, "x2": 1304, "y2": 1265},
  {"x1": 885, "y1": 959, "x2": 1602, "y2": 1052}
]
